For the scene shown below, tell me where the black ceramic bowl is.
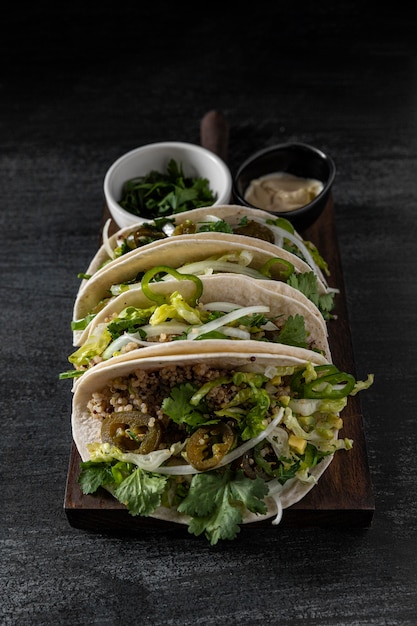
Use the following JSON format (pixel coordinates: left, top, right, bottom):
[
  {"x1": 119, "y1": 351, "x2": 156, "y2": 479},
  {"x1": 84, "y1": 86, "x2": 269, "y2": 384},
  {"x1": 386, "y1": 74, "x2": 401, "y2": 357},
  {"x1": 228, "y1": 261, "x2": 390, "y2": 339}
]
[{"x1": 232, "y1": 142, "x2": 336, "y2": 231}]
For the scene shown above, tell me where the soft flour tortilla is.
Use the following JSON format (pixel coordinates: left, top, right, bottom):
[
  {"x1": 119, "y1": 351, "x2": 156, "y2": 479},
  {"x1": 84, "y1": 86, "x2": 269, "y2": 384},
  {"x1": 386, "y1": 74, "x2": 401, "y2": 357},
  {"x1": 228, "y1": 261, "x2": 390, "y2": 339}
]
[
  {"x1": 71, "y1": 346, "x2": 334, "y2": 526},
  {"x1": 72, "y1": 234, "x2": 328, "y2": 346},
  {"x1": 73, "y1": 272, "x2": 330, "y2": 363}
]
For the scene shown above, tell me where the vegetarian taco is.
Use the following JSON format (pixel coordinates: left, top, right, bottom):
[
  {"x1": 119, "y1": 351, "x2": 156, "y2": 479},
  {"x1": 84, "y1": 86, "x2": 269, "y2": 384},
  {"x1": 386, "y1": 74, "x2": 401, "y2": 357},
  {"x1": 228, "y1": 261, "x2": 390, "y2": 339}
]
[
  {"x1": 62, "y1": 272, "x2": 331, "y2": 380},
  {"x1": 71, "y1": 344, "x2": 373, "y2": 545},
  {"x1": 83, "y1": 204, "x2": 330, "y2": 285},
  {"x1": 72, "y1": 235, "x2": 336, "y2": 346}
]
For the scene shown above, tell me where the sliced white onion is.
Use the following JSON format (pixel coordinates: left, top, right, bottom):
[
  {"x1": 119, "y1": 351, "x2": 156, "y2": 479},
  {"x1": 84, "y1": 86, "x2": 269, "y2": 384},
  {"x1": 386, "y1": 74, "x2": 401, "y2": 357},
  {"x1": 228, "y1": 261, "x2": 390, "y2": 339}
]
[
  {"x1": 196, "y1": 214, "x2": 222, "y2": 223},
  {"x1": 110, "y1": 284, "x2": 124, "y2": 295},
  {"x1": 162, "y1": 260, "x2": 267, "y2": 280},
  {"x1": 216, "y1": 326, "x2": 251, "y2": 340},
  {"x1": 270, "y1": 492, "x2": 283, "y2": 525},
  {"x1": 111, "y1": 282, "x2": 142, "y2": 295},
  {"x1": 123, "y1": 333, "x2": 156, "y2": 347},
  {"x1": 162, "y1": 222, "x2": 176, "y2": 236},
  {"x1": 260, "y1": 321, "x2": 279, "y2": 331},
  {"x1": 156, "y1": 407, "x2": 284, "y2": 475},
  {"x1": 267, "y1": 425, "x2": 289, "y2": 459},
  {"x1": 102, "y1": 334, "x2": 136, "y2": 359},
  {"x1": 216, "y1": 249, "x2": 255, "y2": 265},
  {"x1": 138, "y1": 322, "x2": 189, "y2": 337},
  {"x1": 186, "y1": 305, "x2": 270, "y2": 341},
  {"x1": 102, "y1": 218, "x2": 115, "y2": 261},
  {"x1": 119, "y1": 448, "x2": 173, "y2": 471},
  {"x1": 253, "y1": 218, "x2": 316, "y2": 263},
  {"x1": 102, "y1": 330, "x2": 168, "y2": 358},
  {"x1": 202, "y1": 301, "x2": 241, "y2": 312}
]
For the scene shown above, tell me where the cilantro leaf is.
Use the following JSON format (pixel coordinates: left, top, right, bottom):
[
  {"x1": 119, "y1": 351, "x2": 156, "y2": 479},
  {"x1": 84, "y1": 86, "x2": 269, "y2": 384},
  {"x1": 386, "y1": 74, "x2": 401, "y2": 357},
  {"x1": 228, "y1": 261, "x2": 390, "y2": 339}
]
[
  {"x1": 188, "y1": 488, "x2": 243, "y2": 545},
  {"x1": 178, "y1": 469, "x2": 268, "y2": 545},
  {"x1": 287, "y1": 271, "x2": 319, "y2": 305},
  {"x1": 161, "y1": 382, "x2": 208, "y2": 428},
  {"x1": 179, "y1": 472, "x2": 224, "y2": 518},
  {"x1": 114, "y1": 468, "x2": 167, "y2": 516},
  {"x1": 79, "y1": 460, "x2": 168, "y2": 517},
  {"x1": 78, "y1": 461, "x2": 115, "y2": 493},
  {"x1": 107, "y1": 305, "x2": 155, "y2": 339},
  {"x1": 316, "y1": 291, "x2": 336, "y2": 319},
  {"x1": 229, "y1": 470, "x2": 269, "y2": 515},
  {"x1": 197, "y1": 219, "x2": 234, "y2": 234},
  {"x1": 287, "y1": 271, "x2": 335, "y2": 320},
  {"x1": 277, "y1": 314, "x2": 308, "y2": 348},
  {"x1": 233, "y1": 312, "x2": 268, "y2": 331}
]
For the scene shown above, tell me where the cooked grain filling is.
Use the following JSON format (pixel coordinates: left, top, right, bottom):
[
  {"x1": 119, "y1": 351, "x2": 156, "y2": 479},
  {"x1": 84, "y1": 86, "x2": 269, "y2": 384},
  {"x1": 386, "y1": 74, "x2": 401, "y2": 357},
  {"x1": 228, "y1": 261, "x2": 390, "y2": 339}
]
[{"x1": 87, "y1": 363, "x2": 238, "y2": 426}]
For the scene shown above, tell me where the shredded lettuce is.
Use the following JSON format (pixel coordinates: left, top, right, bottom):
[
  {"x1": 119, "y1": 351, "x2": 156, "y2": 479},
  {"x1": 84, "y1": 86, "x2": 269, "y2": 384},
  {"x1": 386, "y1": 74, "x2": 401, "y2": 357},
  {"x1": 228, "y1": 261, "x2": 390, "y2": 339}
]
[
  {"x1": 87, "y1": 442, "x2": 172, "y2": 470},
  {"x1": 350, "y1": 374, "x2": 374, "y2": 395},
  {"x1": 68, "y1": 325, "x2": 112, "y2": 367},
  {"x1": 77, "y1": 363, "x2": 373, "y2": 544},
  {"x1": 149, "y1": 292, "x2": 203, "y2": 326}
]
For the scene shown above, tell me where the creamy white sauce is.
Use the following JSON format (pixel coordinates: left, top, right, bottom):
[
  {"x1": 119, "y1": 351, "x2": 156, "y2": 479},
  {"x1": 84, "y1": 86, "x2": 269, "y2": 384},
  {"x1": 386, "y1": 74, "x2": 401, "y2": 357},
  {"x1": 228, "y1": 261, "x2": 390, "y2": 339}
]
[{"x1": 244, "y1": 171, "x2": 324, "y2": 213}]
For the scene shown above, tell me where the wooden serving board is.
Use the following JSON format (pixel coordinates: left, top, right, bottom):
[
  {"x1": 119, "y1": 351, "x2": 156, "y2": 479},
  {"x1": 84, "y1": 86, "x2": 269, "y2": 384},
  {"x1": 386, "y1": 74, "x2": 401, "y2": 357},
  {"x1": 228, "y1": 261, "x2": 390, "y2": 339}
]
[{"x1": 64, "y1": 198, "x2": 375, "y2": 533}]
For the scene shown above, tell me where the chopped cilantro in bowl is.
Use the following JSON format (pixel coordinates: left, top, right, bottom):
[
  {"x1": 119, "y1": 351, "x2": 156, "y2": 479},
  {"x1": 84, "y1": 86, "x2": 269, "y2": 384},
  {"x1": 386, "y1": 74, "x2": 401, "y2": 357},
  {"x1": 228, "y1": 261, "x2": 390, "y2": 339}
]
[
  {"x1": 119, "y1": 158, "x2": 218, "y2": 219},
  {"x1": 104, "y1": 141, "x2": 232, "y2": 228}
]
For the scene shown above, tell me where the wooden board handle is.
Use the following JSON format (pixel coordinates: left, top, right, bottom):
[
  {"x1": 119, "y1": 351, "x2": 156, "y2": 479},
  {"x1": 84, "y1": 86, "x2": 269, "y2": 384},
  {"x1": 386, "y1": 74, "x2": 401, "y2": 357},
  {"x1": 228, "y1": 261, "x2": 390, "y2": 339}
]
[{"x1": 200, "y1": 110, "x2": 229, "y2": 163}]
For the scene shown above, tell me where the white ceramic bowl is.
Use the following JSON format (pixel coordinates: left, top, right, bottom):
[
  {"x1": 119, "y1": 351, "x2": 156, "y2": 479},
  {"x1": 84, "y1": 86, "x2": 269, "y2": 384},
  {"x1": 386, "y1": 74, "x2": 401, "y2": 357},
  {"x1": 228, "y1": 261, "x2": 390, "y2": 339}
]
[{"x1": 104, "y1": 141, "x2": 232, "y2": 228}]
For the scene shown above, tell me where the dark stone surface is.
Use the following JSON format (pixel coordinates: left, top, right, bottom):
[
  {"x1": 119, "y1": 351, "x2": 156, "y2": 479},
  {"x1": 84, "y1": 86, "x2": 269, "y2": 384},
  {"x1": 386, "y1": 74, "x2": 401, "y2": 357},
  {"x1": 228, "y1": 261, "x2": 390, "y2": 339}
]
[{"x1": 1, "y1": 4, "x2": 416, "y2": 625}]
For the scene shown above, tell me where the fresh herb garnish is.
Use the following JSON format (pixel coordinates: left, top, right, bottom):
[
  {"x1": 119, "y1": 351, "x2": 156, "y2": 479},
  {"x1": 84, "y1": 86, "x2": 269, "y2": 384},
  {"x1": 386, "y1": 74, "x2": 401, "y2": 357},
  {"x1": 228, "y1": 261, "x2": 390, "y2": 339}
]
[
  {"x1": 161, "y1": 382, "x2": 211, "y2": 429},
  {"x1": 119, "y1": 158, "x2": 217, "y2": 219},
  {"x1": 177, "y1": 468, "x2": 268, "y2": 545},
  {"x1": 287, "y1": 271, "x2": 335, "y2": 320}
]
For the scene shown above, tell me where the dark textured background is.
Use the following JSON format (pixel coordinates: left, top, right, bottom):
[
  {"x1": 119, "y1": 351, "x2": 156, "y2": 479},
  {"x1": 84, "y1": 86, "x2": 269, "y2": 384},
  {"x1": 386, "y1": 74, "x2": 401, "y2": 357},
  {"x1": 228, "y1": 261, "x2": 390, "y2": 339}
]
[{"x1": 1, "y1": 3, "x2": 416, "y2": 625}]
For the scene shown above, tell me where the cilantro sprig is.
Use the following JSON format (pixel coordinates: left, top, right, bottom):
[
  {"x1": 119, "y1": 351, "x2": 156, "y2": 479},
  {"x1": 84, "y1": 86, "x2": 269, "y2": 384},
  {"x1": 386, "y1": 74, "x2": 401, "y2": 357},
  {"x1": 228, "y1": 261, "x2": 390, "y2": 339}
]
[
  {"x1": 161, "y1": 382, "x2": 212, "y2": 429},
  {"x1": 78, "y1": 460, "x2": 168, "y2": 517},
  {"x1": 177, "y1": 468, "x2": 268, "y2": 545},
  {"x1": 287, "y1": 271, "x2": 335, "y2": 320},
  {"x1": 119, "y1": 159, "x2": 217, "y2": 219}
]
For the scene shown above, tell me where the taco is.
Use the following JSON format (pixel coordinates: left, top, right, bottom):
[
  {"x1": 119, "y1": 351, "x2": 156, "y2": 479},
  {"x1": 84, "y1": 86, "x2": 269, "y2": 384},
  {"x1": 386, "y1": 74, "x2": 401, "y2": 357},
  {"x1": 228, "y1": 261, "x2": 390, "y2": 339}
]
[
  {"x1": 72, "y1": 235, "x2": 336, "y2": 346},
  {"x1": 83, "y1": 204, "x2": 330, "y2": 286},
  {"x1": 62, "y1": 272, "x2": 331, "y2": 379},
  {"x1": 71, "y1": 344, "x2": 373, "y2": 545}
]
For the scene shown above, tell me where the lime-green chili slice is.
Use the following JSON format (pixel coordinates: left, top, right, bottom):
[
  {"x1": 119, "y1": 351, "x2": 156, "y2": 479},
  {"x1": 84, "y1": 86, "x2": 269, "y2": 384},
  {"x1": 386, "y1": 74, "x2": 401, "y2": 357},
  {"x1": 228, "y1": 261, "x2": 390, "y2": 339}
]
[
  {"x1": 259, "y1": 257, "x2": 295, "y2": 281},
  {"x1": 301, "y1": 372, "x2": 356, "y2": 399},
  {"x1": 266, "y1": 217, "x2": 295, "y2": 234},
  {"x1": 290, "y1": 364, "x2": 339, "y2": 393},
  {"x1": 140, "y1": 265, "x2": 203, "y2": 306}
]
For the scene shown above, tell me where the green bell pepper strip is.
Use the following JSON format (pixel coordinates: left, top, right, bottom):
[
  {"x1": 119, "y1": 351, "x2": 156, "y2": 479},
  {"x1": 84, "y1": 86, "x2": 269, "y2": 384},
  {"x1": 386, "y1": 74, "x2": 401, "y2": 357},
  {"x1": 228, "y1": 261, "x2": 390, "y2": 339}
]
[
  {"x1": 290, "y1": 364, "x2": 339, "y2": 393},
  {"x1": 140, "y1": 265, "x2": 203, "y2": 306},
  {"x1": 301, "y1": 372, "x2": 356, "y2": 399},
  {"x1": 266, "y1": 217, "x2": 295, "y2": 234},
  {"x1": 259, "y1": 257, "x2": 295, "y2": 281}
]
